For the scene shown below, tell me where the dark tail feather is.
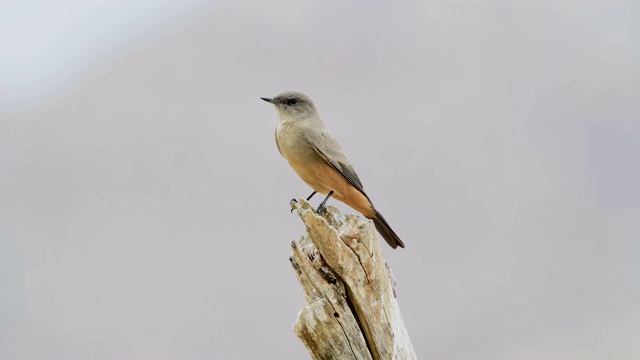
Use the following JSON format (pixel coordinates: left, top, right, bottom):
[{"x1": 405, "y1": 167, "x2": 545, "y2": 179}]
[{"x1": 370, "y1": 210, "x2": 405, "y2": 249}]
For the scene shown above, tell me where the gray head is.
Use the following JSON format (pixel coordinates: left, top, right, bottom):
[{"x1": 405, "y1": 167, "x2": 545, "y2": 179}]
[{"x1": 261, "y1": 91, "x2": 318, "y2": 123}]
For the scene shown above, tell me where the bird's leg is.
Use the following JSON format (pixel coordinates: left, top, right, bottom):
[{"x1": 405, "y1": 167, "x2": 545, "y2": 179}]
[
  {"x1": 316, "y1": 190, "x2": 334, "y2": 214},
  {"x1": 290, "y1": 191, "x2": 318, "y2": 213},
  {"x1": 306, "y1": 191, "x2": 317, "y2": 201}
]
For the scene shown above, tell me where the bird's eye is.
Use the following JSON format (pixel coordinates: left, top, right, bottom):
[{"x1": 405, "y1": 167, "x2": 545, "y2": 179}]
[{"x1": 286, "y1": 98, "x2": 299, "y2": 106}]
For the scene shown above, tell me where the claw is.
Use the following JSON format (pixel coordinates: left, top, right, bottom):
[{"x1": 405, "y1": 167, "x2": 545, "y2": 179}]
[
  {"x1": 316, "y1": 204, "x2": 326, "y2": 214},
  {"x1": 315, "y1": 190, "x2": 333, "y2": 215}
]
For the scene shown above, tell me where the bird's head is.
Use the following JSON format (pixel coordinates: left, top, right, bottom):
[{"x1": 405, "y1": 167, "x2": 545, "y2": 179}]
[{"x1": 261, "y1": 91, "x2": 318, "y2": 123}]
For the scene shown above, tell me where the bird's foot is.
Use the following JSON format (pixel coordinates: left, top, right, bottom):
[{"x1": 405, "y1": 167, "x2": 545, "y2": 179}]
[
  {"x1": 316, "y1": 190, "x2": 333, "y2": 215},
  {"x1": 290, "y1": 198, "x2": 298, "y2": 213}
]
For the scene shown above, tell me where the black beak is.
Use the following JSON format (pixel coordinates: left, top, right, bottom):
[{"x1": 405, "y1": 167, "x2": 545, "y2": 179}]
[{"x1": 261, "y1": 97, "x2": 276, "y2": 104}]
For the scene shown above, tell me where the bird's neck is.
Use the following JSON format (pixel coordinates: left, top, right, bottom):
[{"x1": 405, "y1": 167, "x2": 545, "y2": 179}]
[{"x1": 278, "y1": 113, "x2": 324, "y2": 128}]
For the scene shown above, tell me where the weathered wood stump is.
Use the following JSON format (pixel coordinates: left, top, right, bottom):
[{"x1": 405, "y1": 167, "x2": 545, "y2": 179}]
[{"x1": 289, "y1": 199, "x2": 416, "y2": 360}]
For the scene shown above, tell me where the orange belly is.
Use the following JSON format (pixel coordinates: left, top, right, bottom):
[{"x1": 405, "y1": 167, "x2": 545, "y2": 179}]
[{"x1": 288, "y1": 159, "x2": 374, "y2": 218}]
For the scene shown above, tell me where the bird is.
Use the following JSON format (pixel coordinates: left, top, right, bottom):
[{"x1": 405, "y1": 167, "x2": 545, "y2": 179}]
[{"x1": 261, "y1": 91, "x2": 405, "y2": 249}]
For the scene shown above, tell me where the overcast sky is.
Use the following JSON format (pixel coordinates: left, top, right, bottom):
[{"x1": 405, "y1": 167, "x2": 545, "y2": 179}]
[{"x1": 1, "y1": 1, "x2": 639, "y2": 359}]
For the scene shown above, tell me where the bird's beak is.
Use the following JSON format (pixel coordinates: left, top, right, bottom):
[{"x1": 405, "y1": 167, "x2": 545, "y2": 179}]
[{"x1": 261, "y1": 97, "x2": 276, "y2": 104}]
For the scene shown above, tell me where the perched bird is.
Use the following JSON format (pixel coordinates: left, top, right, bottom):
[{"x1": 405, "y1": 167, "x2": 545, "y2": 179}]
[{"x1": 261, "y1": 91, "x2": 405, "y2": 249}]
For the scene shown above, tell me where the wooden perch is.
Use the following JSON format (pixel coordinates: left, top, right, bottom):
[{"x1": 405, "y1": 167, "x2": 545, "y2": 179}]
[{"x1": 289, "y1": 199, "x2": 416, "y2": 360}]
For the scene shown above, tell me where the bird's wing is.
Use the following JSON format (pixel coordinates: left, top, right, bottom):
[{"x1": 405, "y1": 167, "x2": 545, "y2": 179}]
[{"x1": 306, "y1": 129, "x2": 367, "y2": 196}]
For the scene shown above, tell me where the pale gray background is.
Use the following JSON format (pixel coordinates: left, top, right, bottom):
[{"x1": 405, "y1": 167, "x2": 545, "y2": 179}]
[{"x1": 1, "y1": 1, "x2": 639, "y2": 359}]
